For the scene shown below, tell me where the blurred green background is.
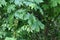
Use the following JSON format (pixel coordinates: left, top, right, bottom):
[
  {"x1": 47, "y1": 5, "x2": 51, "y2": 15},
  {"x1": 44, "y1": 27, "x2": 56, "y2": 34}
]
[{"x1": 0, "y1": 0, "x2": 60, "y2": 40}]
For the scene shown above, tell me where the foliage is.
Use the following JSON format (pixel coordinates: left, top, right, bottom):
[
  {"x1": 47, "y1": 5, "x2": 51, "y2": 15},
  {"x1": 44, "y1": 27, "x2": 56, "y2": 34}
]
[{"x1": 0, "y1": 0, "x2": 60, "y2": 40}]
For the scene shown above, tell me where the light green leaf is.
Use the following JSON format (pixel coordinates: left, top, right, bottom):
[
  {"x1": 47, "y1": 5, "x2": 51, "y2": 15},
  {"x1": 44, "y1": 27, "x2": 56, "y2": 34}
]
[
  {"x1": 5, "y1": 37, "x2": 16, "y2": 40},
  {"x1": 14, "y1": 9, "x2": 26, "y2": 20},
  {"x1": 0, "y1": 0, "x2": 7, "y2": 6},
  {"x1": 7, "y1": 4, "x2": 16, "y2": 13},
  {"x1": 14, "y1": 0, "x2": 24, "y2": 6},
  {"x1": 38, "y1": 20, "x2": 45, "y2": 29},
  {"x1": 34, "y1": 0, "x2": 43, "y2": 4},
  {"x1": 23, "y1": 13, "x2": 30, "y2": 20}
]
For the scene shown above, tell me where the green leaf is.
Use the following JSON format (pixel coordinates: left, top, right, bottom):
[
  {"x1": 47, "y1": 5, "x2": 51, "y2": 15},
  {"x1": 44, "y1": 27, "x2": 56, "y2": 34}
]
[
  {"x1": 57, "y1": 0, "x2": 60, "y2": 4},
  {"x1": 34, "y1": 0, "x2": 43, "y2": 4},
  {"x1": 5, "y1": 37, "x2": 16, "y2": 40},
  {"x1": 50, "y1": 0, "x2": 60, "y2": 7},
  {"x1": 0, "y1": 0, "x2": 7, "y2": 6},
  {"x1": 28, "y1": 14, "x2": 45, "y2": 32},
  {"x1": 23, "y1": 13, "x2": 30, "y2": 20},
  {"x1": 9, "y1": 0, "x2": 14, "y2": 3},
  {"x1": 50, "y1": 1, "x2": 57, "y2": 7},
  {"x1": 8, "y1": 14, "x2": 14, "y2": 29},
  {"x1": 37, "y1": 20, "x2": 45, "y2": 29},
  {"x1": 7, "y1": 4, "x2": 16, "y2": 13},
  {"x1": 14, "y1": 9, "x2": 26, "y2": 20},
  {"x1": 14, "y1": 0, "x2": 24, "y2": 6}
]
